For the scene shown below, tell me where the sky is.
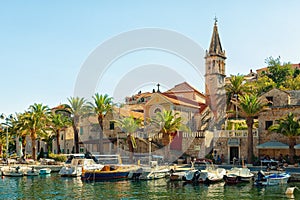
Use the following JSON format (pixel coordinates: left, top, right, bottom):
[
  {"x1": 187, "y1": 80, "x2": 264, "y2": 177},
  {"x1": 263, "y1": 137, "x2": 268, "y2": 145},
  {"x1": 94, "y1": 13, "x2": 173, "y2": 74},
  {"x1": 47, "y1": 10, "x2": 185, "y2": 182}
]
[{"x1": 0, "y1": 0, "x2": 300, "y2": 115}]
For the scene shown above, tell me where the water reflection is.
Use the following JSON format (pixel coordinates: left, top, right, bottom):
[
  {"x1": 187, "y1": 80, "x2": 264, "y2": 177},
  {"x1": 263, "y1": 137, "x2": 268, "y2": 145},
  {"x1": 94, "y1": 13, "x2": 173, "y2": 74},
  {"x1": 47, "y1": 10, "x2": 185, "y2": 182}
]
[{"x1": 1, "y1": 174, "x2": 300, "y2": 199}]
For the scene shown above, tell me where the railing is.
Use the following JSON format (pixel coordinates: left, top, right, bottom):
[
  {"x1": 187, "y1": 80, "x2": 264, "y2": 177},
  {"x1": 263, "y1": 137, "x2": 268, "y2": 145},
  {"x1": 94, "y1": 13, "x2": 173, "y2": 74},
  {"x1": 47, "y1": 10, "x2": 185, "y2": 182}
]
[
  {"x1": 214, "y1": 130, "x2": 258, "y2": 138},
  {"x1": 131, "y1": 129, "x2": 258, "y2": 139}
]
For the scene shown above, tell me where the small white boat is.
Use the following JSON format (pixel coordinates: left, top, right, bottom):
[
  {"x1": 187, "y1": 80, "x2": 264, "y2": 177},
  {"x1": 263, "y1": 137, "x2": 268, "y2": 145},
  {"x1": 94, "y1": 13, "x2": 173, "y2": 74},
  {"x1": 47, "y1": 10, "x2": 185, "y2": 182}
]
[
  {"x1": 198, "y1": 164, "x2": 226, "y2": 184},
  {"x1": 224, "y1": 167, "x2": 254, "y2": 184},
  {"x1": 23, "y1": 166, "x2": 39, "y2": 176},
  {"x1": 128, "y1": 161, "x2": 169, "y2": 180},
  {"x1": 1, "y1": 166, "x2": 23, "y2": 177},
  {"x1": 254, "y1": 170, "x2": 290, "y2": 186},
  {"x1": 182, "y1": 169, "x2": 201, "y2": 182},
  {"x1": 39, "y1": 168, "x2": 51, "y2": 175},
  {"x1": 59, "y1": 158, "x2": 104, "y2": 177}
]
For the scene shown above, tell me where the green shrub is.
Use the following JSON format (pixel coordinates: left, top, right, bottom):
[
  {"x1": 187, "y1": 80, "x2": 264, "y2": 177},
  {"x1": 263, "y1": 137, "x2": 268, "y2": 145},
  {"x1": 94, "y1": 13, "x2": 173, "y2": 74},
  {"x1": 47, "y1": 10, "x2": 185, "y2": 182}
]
[{"x1": 49, "y1": 153, "x2": 67, "y2": 162}]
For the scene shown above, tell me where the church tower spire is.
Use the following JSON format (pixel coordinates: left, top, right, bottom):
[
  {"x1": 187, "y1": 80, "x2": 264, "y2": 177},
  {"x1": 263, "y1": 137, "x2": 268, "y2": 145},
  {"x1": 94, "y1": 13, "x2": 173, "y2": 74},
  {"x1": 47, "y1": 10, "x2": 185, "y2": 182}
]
[
  {"x1": 205, "y1": 18, "x2": 227, "y2": 130},
  {"x1": 208, "y1": 17, "x2": 225, "y2": 58}
]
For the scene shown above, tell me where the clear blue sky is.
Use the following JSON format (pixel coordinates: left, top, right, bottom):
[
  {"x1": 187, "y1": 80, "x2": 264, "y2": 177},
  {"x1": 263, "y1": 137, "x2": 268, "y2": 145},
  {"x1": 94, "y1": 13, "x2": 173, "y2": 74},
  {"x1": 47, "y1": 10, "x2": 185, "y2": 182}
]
[{"x1": 1, "y1": 1, "x2": 299, "y2": 115}]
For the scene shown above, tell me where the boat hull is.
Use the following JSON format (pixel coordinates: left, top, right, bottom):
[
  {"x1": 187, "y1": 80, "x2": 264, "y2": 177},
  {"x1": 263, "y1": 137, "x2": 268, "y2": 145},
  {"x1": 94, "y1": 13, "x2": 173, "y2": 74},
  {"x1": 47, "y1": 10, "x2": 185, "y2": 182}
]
[
  {"x1": 254, "y1": 171, "x2": 290, "y2": 186},
  {"x1": 81, "y1": 171, "x2": 129, "y2": 181}
]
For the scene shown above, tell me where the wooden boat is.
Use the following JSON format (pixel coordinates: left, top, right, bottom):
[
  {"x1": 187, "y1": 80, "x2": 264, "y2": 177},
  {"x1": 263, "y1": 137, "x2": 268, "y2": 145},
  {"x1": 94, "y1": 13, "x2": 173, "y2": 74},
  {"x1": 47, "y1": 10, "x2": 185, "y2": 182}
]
[
  {"x1": 1, "y1": 166, "x2": 23, "y2": 177},
  {"x1": 59, "y1": 158, "x2": 104, "y2": 177},
  {"x1": 254, "y1": 170, "x2": 290, "y2": 186},
  {"x1": 81, "y1": 154, "x2": 138, "y2": 181},
  {"x1": 39, "y1": 168, "x2": 51, "y2": 175},
  {"x1": 23, "y1": 166, "x2": 39, "y2": 176},
  {"x1": 223, "y1": 167, "x2": 254, "y2": 184}
]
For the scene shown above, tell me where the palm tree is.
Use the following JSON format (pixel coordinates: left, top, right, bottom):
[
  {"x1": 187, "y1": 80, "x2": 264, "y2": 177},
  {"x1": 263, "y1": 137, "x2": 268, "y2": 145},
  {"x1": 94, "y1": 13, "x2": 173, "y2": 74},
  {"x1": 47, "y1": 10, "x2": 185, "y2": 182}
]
[
  {"x1": 234, "y1": 94, "x2": 269, "y2": 164},
  {"x1": 225, "y1": 74, "x2": 246, "y2": 116},
  {"x1": 268, "y1": 113, "x2": 300, "y2": 164},
  {"x1": 115, "y1": 116, "x2": 142, "y2": 163},
  {"x1": 151, "y1": 110, "x2": 187, "y2": 161},
  {"x1": 67, "y1": 97, "x2": 88, "y2": 153},
  {"x1": 49, "y1": 113, "x2": 71, "y2": 154},
  {"x1": 11, "y1": 112, "x2": 28, "y2": 158},
  {"x1": 88, "y1": 93, "x2": 113, "y2": 154},
  {"x1": 21, "y1": 103, "x2": 51, "y2": 160}
]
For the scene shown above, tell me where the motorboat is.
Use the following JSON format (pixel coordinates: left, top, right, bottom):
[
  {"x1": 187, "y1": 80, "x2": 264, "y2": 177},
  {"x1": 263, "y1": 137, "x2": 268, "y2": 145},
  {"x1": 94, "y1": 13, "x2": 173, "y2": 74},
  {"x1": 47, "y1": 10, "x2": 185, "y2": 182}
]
[
  {"x1": 128, "y1": 161, "x2": 169, "y2": 180},
  {"x1": 59, "y1": 158, "x2": 104, "y2": 177},
  {"x1": 169, "y1": 165, "x2": 194, "y2": 181},
  {"x1": 39, "y1": 168, "x2": 51, "y2": 175},
  {"x1": 198, "y1": 163, "x2": 226, "y2": 184},
  {"x1": 223, "y1": 167, "x2": 254, "y2": 184},
  {"x1": 1, "y1": 166, "x2": 23, "y2": 177},
  {"x1": 254, "y1": 170, "x2": 290, "y2": 186},
  {"x1": 81, "y1": 154, "x2": 138, "y2": 181},
  {"x1": 23, "y1": 166, "x2": 39, "y2": 176},
  {"x1": 182, "y1": 169, "x2": 201, "y2": 183}
]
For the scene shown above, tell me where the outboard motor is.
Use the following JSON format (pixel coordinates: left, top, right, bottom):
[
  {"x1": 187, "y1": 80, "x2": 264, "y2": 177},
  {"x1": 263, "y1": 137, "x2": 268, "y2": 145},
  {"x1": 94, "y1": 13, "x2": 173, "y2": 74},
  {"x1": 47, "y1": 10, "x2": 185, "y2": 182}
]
[{"x1": 255, "y1": 170, "x2": 266, "y2": 185}]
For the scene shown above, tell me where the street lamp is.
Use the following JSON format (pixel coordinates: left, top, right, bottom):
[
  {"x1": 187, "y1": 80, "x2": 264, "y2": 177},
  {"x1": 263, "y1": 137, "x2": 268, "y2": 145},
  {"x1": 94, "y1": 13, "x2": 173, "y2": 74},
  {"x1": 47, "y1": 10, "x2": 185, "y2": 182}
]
[{"x1": 148, "y1": 137, "x2": 152, "y2": 166}]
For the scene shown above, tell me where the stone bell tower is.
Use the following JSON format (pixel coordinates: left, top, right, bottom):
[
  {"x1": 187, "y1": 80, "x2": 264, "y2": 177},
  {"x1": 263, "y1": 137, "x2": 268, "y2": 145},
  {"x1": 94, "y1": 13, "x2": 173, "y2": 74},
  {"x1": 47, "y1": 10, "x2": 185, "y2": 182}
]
[{"x1": 205, "y1": 18, "x2": 227, "y2": 130}]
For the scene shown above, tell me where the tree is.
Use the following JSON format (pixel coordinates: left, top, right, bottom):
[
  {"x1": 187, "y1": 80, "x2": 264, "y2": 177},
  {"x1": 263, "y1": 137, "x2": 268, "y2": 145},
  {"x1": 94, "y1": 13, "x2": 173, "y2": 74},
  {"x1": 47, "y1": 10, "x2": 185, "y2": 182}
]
[
  {"x1": 225, "y1": 74, "x2": 247, "y2": 117},
  {"x1": 88, "y1": 93, "x2": 113, "y2": 154},
  {"x1": 0, "y1": 114, "x2": 13, "y2": 158},
  {"x1": 264, "y1": 56, "x2": 292, "y2": 88},
  {"x1": 21, "y1": 103, "x2": 51, "y2": 160},
  {"x1": 281, "y1": 74, "x2": 300, "y2": 90},
  {"x1": 67, "y1": 97, "x2": 88, "y2": 153},
  {"x1": 115, "y1": 116, "x2": 142, "y2": 163},
  {"x1": 268, "y1": 113, "x2": 300, "y2": 164},
  {"x1": 234, "y1": 94, "x2": 269, "y2": 164},
  {"x1": 151, "y1": 110, "x2": 188, "y2": 161},
  {"x1": 49, "y1": 113, "x2": 71, "y2": 154},
  {"x1": 247, "y1": 75, "x2": 275, "y2": 95},
  {"x1": 11, "y1": 113, "x2": 29, "y2": 158}
]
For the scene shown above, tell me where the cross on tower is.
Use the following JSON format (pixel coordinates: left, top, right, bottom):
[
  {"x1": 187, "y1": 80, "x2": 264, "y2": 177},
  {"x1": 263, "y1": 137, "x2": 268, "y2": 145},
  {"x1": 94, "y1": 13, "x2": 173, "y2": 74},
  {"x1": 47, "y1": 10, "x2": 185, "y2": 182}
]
[
  {"x1": 214, "y1": 16, "x2": 218, "y2": 25},
  {"x1": 157, "y1": 83, "x2": 161, "y2": 93}
]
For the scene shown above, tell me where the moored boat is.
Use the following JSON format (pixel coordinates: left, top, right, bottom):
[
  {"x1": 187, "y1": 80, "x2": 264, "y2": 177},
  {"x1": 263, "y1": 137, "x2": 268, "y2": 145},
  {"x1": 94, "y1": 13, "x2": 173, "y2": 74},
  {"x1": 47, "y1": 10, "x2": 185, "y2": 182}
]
[
  {"x1": 182, "y1": 169, "x2": 201, "y2": 183},
  {"x1": 23, "y1": 166, "x2": 39, "y2": 176},
  {"x1": 254, "y1": 170, "x2": 290, "y2": 186},
  {"x1": 59, "y1": 158, "x2": 104, "y2": 177},
  {"x1": 39, "y1": 168, "x2": 51, "y2": 175},
  {"x1": 224, "y1": 167, "x2": 254, "y2": 184},
  {"x1": 198, "y1": 164, "x2": 226, "y2": 184},
  {"x1": 1, "y1": 166, "x2": 23, "y2": 177},
  {"x1": 81, "y1": 154, "x2": 138, "y2": 181},
  {"x1": 128, "y1": 161, "x2": 169, "y2": 180}
]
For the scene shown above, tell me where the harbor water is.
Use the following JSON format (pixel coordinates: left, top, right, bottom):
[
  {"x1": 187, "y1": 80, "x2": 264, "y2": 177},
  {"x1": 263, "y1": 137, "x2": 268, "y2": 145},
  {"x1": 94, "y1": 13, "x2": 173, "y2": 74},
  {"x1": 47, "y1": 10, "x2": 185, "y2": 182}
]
[{"x1": 1, "y1": 173, "x2": 300, "y2": 200}]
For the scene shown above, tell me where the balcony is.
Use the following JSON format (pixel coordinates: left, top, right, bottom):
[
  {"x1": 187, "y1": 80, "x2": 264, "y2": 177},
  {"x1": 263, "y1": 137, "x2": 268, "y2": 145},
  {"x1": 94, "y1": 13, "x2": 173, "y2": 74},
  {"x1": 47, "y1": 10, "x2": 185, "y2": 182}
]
[{"x1": 214, "y1": 129, "x2": 258, "y2": 138}]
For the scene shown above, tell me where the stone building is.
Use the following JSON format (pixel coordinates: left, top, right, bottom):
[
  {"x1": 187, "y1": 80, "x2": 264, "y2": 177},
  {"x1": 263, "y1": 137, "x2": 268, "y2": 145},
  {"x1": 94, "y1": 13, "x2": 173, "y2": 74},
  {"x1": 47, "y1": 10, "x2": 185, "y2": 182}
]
[{"x1": 258, "y1": 88, "x2": 300, "y2": 159}]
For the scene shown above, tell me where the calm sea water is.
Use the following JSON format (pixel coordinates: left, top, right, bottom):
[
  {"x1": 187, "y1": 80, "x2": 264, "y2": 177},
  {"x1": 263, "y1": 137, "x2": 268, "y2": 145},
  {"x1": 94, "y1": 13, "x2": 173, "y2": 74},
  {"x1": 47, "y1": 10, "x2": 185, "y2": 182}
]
[{"x1": 0, "y1": 173, "x2": 299, "y2": 200}]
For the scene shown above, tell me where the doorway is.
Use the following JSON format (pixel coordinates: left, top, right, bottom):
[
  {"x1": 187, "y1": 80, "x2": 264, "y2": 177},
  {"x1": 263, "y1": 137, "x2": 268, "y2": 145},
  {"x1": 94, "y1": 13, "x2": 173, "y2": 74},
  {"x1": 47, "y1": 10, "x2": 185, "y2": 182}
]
[{"x1": 229, "y1": 146, "x2": 239, "y2": 164}]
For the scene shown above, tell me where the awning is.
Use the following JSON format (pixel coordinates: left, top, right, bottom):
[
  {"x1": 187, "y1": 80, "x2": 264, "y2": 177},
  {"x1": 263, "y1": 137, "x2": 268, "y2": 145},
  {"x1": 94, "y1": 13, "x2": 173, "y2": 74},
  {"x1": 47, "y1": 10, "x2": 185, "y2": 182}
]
[
  {"x1": 294, "y1": 144, "x2": 300, "y2": 149},
  {"x1": 256, "y1": 141, "x2": 289, "y2": 149}
]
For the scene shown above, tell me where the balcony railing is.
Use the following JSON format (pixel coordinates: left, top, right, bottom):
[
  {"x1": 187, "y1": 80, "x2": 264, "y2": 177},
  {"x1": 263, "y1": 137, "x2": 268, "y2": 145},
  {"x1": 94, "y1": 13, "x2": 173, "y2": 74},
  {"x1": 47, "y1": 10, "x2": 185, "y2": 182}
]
[{"x1": 214, "y1": 130, "x2": 258, "y2": 138}]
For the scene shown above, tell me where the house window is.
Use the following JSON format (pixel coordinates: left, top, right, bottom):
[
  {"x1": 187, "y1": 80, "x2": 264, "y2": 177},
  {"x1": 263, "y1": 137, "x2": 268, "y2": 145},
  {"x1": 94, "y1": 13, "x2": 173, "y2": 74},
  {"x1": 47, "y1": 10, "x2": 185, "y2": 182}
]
[
  {"x1": 266, "y1": 96, "x2": 273, "y2": 106},
  {"x1": 265, "y1": 121, "x2": 273, "y2": 130},
  {"x1": 109, "y1": 121, "x2": 115, "y2": 130},
  {"x1": 80, "y1": 127, "x2": 84, "y2": 135},
  {"x1": 61, "y1": 134, "x2": 64, "y2": 140}
]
